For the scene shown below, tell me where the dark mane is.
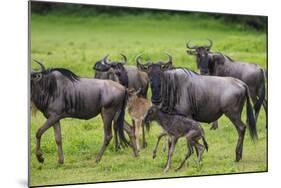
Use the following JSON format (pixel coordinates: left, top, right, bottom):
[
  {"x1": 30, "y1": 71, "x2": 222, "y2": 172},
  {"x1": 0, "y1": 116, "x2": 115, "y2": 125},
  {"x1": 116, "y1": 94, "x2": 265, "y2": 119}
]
[
  {"x1": 224, "y1": 55, "x2": 234, "y2": 62},
  {"x1": 213, "y1": 52, "x2": 234, "y2": 62},
  {"x1": 46, "y1": 68, "x2": 80, "y2": 82},
  {"x1": 160, "y1": 67, "x2": 196, "y2": 115}
]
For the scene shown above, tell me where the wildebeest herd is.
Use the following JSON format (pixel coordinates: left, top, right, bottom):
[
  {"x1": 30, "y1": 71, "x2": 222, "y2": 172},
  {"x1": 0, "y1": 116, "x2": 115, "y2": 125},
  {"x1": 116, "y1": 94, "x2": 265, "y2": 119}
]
[{"x1": 31, "y1": 39, "x2": 267, "y2": 173}]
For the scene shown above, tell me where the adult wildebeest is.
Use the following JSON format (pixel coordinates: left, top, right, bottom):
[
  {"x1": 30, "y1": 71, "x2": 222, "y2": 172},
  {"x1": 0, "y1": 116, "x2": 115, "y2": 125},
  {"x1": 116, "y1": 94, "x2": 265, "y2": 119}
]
[
  {"x1": 93, "y1": 54, "x2": 149, "y2": 98},
  {"x1": 137, "y1": 54, "x2": 257, "y2": 162},
  {"x1": 94, "y1": 54, "x2": 150, "y2": 148},
  {"x1": 186, "y1": 40, "x2": 267, "y2": 126},
  {"x1": 31, "y1": 60, "x2": 137, "y2": 164},
  {"x1": 144, "y1": 105, "x2": 208, "y2": 173}
]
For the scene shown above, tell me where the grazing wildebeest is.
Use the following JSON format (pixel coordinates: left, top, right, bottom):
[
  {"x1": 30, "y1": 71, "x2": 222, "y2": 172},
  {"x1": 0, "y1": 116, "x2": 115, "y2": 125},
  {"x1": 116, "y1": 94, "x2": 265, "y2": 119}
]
[
  {"x1": 137, "y1": 54, "x2": 257, "y2": 162},
  {"x1": 31, "y1": 60, "x2": 138, "y2": 164},
  {"x1": 186, "y1": 40, "x2": 267, "y2": 126},
  {"x1": 127, "y1": 88, "x2": 152, "y2": 151},
  {"x1": 93, "y1": 54, "x2": 149, "y2": 98},
  {"x1": 144, "y1": 106, "x2": 208, "y2": 173}
]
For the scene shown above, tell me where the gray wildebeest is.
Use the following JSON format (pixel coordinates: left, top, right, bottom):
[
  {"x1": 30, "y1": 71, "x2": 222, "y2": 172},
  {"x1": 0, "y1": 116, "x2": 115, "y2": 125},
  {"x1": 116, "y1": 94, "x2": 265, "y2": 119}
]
[
  {"x1": 93, "y1": 54, "x2": 149, "y2": 98},
  {"x1": 137, "y1": 54, "x2": 257, "y2": 162},
  {"x1": 186, "y1": 39, "x2": 267, "y2": 127},
  {"x1": 31, "y1": 60, "x2": 137, "y2": 164},
  {"x1": 144, "y1": 105, "x2": 208, "y2": 173}
]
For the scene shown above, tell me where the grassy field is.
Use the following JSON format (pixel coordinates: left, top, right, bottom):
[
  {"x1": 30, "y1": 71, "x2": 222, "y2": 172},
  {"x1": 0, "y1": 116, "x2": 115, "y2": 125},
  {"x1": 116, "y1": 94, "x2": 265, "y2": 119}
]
[{"x1": 30, "y1": 12, "x2": 267, "y2": 187}]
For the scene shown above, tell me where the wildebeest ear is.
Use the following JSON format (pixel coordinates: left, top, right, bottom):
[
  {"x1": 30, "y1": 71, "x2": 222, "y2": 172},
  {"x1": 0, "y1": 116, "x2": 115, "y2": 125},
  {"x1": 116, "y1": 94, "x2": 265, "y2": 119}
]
[
  {"x1": 186, "y1": 50, "x2": 196, "y2": 55},
  {"x1": 161, "y1": 61, "x2": 173, "y2": 71}
]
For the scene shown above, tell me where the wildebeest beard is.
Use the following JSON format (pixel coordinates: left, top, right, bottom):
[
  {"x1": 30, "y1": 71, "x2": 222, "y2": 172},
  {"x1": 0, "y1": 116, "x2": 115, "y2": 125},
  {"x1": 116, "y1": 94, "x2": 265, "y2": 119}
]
[
  {"x1": 115, "y1": 64, "x2": 129, "y2": 88},
  {"x1": 31, "y1": 68, "x2": 80, "y2": 114},
  {"x1": 159, "y1": 68, "x2": 198, "y2": 116}
]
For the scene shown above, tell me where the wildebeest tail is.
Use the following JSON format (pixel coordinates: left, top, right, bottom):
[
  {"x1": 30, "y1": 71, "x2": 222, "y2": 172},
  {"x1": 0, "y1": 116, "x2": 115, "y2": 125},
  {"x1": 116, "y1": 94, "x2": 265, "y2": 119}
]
[
  {"x1": 117, "y1": 90, "x2": 130, "y2": 146},
  {"x1": 244, "y1": 85, "x2": 258, "y2": 140},
  {"x1": 200, "y1": 127, "x2": 208, "y2": 151},
  {"x1": 254, "y1": 68, "x2": 266, "y2": 118}
]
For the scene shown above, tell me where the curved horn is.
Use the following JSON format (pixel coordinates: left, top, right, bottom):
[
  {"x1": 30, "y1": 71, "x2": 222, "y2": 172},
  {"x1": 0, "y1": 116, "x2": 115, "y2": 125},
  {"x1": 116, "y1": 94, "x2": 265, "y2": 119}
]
[
  {"x1": 205, "y1": 39, "x2": 213, "y2": 49},
  {"x1": 102, "y1": 54, "x2": 110, "y2": 65},
  {"x1": 186, "y1": 40, "x2": 197, "y2": 49},
  {"x1": 165, "y1": 52, "x2": 172, "y2": 64},
  {"x1": 136, "y1": 54, "x2": 151, "y2": 67},
  {"x1": 120, "y1": 53, "x2": 127, "y2": 64},
  {"x1": 33, "y1": 59, "x2": 46, "y2": 72},
  {"x1": 136, "y1": 54, "x2": 143, "y2": 65}
]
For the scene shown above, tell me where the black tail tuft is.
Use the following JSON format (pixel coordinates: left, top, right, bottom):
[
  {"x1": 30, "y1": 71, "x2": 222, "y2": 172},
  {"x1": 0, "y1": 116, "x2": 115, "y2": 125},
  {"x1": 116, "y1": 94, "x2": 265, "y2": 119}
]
[
  {"x1": 253, "y1": 69, "x2": 266, "y2": 120},
  {"x1": 116, "y1": 90, "x2": 130, "y2": 147},
  {"x1": 245, "y1": 85, "x2": 258, "y2": 141}
]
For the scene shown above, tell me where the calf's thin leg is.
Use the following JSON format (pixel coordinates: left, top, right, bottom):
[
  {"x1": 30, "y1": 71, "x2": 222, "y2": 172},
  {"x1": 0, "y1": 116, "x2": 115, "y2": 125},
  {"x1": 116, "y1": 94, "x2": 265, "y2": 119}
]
[
  {"x1": 134, "y1": 120, "x2": 141, "y2": 151},
  {"x1": 152, "y1": 132, "x2": 168, "y2": 159},
  {"x1": 175, "y1": 131, "x2": 197, "y2": 171},
  {"x1": 163, "y1": 136, "x2": 177, "y2": 174},
  {"x1": 53, "y1": 121, "x2": 64, "y2": 164},
  {"x1": 36, "y1": 115, "x2": 61, "y2": 163},
  {"x1": 194, "y1": 141, "x2": 204, "y2": 162},
  {"x1": 141, "y1": 120, "x2": 147, "y2": 148}
]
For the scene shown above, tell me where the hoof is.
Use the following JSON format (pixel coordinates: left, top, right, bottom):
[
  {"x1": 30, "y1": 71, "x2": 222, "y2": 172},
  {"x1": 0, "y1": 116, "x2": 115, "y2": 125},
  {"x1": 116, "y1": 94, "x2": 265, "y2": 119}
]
[
  {"x1": 95, "y1": 156, "x2": 101, "y2": 163},
  {"x1": 115, "y1": 145, "x2": 121, "y2": 152},
  {"x1": 235, "y1": 155, "x2": 242, "y2": 162},
  {"x1": 152, "y1": 152, "x2": 156, "y2": 159},
  {"x1": 142, "y1": 142, "x2": 148, "y2": 149},
  {"x1": 58, "y1": 159, "x2": 64, "y2": 164},
  {"x1": 163, "y1": 168, "x2": 169, "y2": 174},
  {"x1": 36, "y1": 155, "x2": 44, "y2": 163}
]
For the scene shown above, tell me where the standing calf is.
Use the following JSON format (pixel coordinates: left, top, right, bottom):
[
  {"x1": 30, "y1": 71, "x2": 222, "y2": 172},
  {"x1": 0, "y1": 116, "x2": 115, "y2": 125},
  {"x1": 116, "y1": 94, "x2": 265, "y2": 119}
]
[
  {"x1": 127, "y1": 89, "x2": 152, "y2": 151},
  {"x1": 144, "y1": 106, "x2": 208, "y2": 173}
]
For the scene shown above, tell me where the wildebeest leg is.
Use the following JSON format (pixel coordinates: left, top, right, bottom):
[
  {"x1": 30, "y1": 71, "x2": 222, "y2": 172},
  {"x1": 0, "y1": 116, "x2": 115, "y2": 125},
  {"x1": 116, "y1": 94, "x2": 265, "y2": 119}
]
[
  {"x1": 123, "y1": 121, "x2": 138, "y2": 157},
  {"x1": 36, "y1": 115, "x2": 61, "y2": 163},
  {"x1": 113, "y1": 123, "x2": 121, "y2": 151},
  {"x1": 134, "y1": 120, "x2": 141, "y2": 151},
  {"x1": 53, "y1": 121, "x2": 64, "y2": 164},
  {"x1": 96, "y1": 108, "x2": 114, "y2": 163},
  {"x1": 152, "y1": 132, "x2": 168, "y2": 159},
  {"x1": 210, "y1": 120, "x2": 218, "y2": 130},
  {"x1": 141, "y1": 120, "x2": 147, "y2": 149},
  {"x1": 163, "y1": 136, "x2": 177, "y2": 174},
  {"x1": 225, "y1": 113, "x2": 246, "y2": 162},
  {"x1": 175, "y1": 140, "x2": 194, "y2": 171},
  {"x1": 194, "y1": 141, "x2": 204, "y2": 162}
]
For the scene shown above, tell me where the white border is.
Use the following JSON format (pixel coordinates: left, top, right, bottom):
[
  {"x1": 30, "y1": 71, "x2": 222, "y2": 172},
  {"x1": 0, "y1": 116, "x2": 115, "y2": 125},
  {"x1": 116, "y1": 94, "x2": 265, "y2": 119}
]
[{"x1": 1, "y1": 0, "x2": 280, "y2": 188}]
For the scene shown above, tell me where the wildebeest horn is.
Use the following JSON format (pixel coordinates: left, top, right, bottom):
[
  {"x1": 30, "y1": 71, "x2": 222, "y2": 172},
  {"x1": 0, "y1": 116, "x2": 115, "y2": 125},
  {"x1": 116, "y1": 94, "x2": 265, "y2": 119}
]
[
  {"x1": 205, "y1": 39, "x2": 213, "y2": 49},
  {"x1": 136, "y1": 54, "x2": 151, "y2": 67},
  {"x1": 165, "y1": 53, "x2": 172, "y2": 64},
  {"x1": 136, "y1": 54, "x2": 143, "y2": 65},
  {"x1": 120, "y1": 53, "x2": 127, "y2": 64},
  {"x1": 186, "y1": 40, "x2": 197, "y2": 49},
  {"x1": 33, "y1": 59, "x2": 46, "y2": 72},
  {"x1": 102, "y1": 54, "x2": 110, "y2": 65}
]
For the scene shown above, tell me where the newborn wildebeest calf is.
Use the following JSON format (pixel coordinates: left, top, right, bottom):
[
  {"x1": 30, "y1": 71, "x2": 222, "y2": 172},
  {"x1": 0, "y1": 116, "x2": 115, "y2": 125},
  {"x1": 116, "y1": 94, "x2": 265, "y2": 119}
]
[{"x1": 144, "y1": 106, "x2": 208, "y2": 173}]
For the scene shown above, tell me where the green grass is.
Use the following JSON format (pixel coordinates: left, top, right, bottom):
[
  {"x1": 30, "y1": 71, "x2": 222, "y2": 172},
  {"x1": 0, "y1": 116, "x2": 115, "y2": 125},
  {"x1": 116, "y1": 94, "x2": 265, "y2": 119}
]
[{"x1": 30, "y1": 13, "x2": 267, "y2": 187}]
